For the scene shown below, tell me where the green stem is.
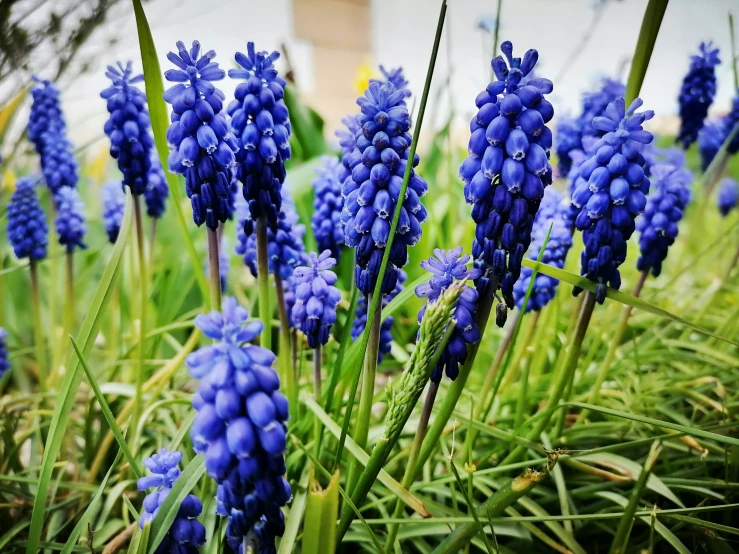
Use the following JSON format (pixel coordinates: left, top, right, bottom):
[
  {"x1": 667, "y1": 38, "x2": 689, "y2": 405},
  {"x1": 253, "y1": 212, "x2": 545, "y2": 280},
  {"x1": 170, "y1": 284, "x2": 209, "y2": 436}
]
[
  {"x1": 578, "y1": 270, "x2": 647, "y2": 424},
  {"x1": 29, "y1": 260, "x2": 47, "y2": 392},
  {"x1": 513, "y1": 311, "x2": 541, "y2": 431},
  {"x1": 625, "y1": 0, "x2": 669, "y2": 105},
  {"x1": 48, "y1": 201, "x2": 59, "y2": 372},
  {"x1": 501, "y1": 291, "x2": 596, "y2": 466},
  {"x1": 275, "y1": 275, "x2": 295, "y2": 422},
  {"x1": 148, "y1": 217, "x2": 157, "y2": 262},
  {"x1": 131, "y1": 195, "x2": 148, "y2": 445},
  {"x1": 256, "y1": 216, "x2": 272, "y2": 351},
  {"x1": 64, "y1": 251, "x2": 74, "y2": 347},
  {"x1": 490, "y1": 0, "x2": 503, "y2": 81},
  {"x1": 206, "y1": 226, "x2": 222, "y2": 311},
  {"x1": 313, "y1": 343, "x2": 322, "y2": 402},
  {"x1": 730, "y1": 12, "x2": 739, "y2": 91}
]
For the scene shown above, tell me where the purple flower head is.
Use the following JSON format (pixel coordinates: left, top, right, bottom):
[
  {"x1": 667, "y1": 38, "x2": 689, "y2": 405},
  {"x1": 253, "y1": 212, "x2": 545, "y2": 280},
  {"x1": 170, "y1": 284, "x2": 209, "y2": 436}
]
[
  {"x1": 677, "y1": 42, "x2": 720, "y2": 149},
  {"x1": 459, "y1": 41, "x2": 554, "y2": 326},
  {"x1": 102, "y1": 181, "x2": 126, "y2": 243},
  {"x1": 636, "y1": 158, "x2": 693, "y2": 277},
  {"x1": 145, "y1": 152, "x2": 169, "y2": 219},
  {"x1": 554, "y1": 115, "x2": 582, "y2": 177},
  {"x1": 312, "y1": 156, "x2": 345, "y2": 260},
  {"x1": 7, "y1": 176, "x2": 48, "y2": 261},
  {"x1": 718, "y1": 178, "x2": 738, "y2": 216},
  {"x1": 187, "y1": 297, "x2": 290, "y2": 553},
  {"x1": 228, "y1": 42, "x2": 291, "y2": 231},
  {"x1": 570, "y1": 97, "x2": 654, "y2": 303},
  {"x1": 342, "y1": 80, "x2": 428, "y2": 296},
  {"x1": 102, "y1": 62, "x2": 154, "y2": 197},
  {"x1": 415, "y1": 248, "x2": 481, "y2": 382},
  {"x1": 698, "y1": 119, "x2": 725, "y2": 171},
  {"x1": 370, "y1": 65, "x2": 411, "y2": 101},
  {"x1": 513, "y1": 187, "x2": 573, "y2": 312},
  {"x1": 351, "y1": 270, "x2": 405, "y2": 363},
  {"x1": 335, "y1": 114, "x2": 360, "y2": 186},
  {"x1": 291, "y1": 251, "x2": 342, "y2": 348},
  {"x1": 54, "y1": 186, "x2": 87, "y2": 253},
  {"x1": 28, "y1": 77, "x2": 65, "y2": 146},
  {"x1": 580, "y1": 77, "x2": 626, "y2": 139},
  {"x1": 0, "y1": 328, "x2": 9, "y2": 379},
  {"x1": 164, "y1": 41, "x2": 237, "y2": 229}
]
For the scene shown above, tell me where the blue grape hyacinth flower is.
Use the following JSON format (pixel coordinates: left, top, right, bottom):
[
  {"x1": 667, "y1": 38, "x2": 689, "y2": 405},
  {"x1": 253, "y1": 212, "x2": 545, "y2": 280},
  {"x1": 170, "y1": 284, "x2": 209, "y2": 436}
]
[
  {"x1": 580, "y1": 78, "x2": 626, "y2": 140},
  {"x1": 102, "y1": 182, "x2": 126, "y2": 243},
  {"x1": 291, "y1": 251, "x2": 343, "y2": 348},
  {"x1": 718, "y1": 177, "x2": 738, "y2": 216},
  {"x1": 513, "y1": 187, "x2": 573, "y2": 312},
  {"x1": 636, "y1": 155, "x2": 693, "y2": 277},
  {"x1": 698, "y1": 119, "x2": 725, "y2": 171},
  {"x1": 554, "y1": 115, "x2": 582, "y2": 177},
  {"x1": 570, "y1": 97, "x2": 654, "y2": 303},
  {"x1": 164, "y1": 41, "x2": 238, "y2": 229},
  {"x1": 342, "y1": 80, "x2": 428, "y2": 296},
  {"x1": 371, "y1": 65, "x2": 411, "y2": 101},
  {"x1": 228, "y1": 42, "x2": 292, "y2": 230},
  {"x1": 416, "y1": 248, "x2": 481, "y2": 382},
  {"x1": 54, "y1": 186, "x2": 87, "y2": 253},
  {"x1": 138, "y1": 449, "x2": 206, "y2": 553},
  {"x1": 724, "y1": 91, "x2": 739, "y2": 155},
  {"x1": 187, "y1": 297, "x2": 291, "y2": 554},
  {"x1": 145, "y1": 152, "x2": 169, "y2": 219},
  {"x1": 28, "y1": 77, "x2": 66, "y2": 147},
  {"x1": 335, "y1": 114, "x2": 360, "y2": 185},
  {"x1": 311, "y1": 156, "x2": 345, "y2": 260},
  {"x1": 459, "y1": 41, "x2": 554, "y2": 325},
  {"x1": 676, "y1": 42, "x2": 720, "y2": 149},
  {"x1": 0, "y1": 328, "x2": 9, "y2": 379},
  {"x1": 7, "y1": 176, "x2": 48, "y2": 261},
  {"x1": 102, "y1": 62, "x2": 154, "y2": 197}
]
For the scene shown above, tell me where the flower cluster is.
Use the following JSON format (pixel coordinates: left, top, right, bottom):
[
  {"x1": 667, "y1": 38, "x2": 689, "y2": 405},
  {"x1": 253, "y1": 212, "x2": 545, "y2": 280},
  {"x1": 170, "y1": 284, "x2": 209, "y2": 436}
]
[
  {"x1": 291, "y1": 251, "x2": 342, "y2": 348},
  {"x1": 311, "y1": 156, "x2": 345, "y2": 260},
  {"x1": 554, "y1": 115, "x2": 582, "y2": 176},
  {"x1": 351, "y1": 270, "x2": 406, "y2": 363},
  {"x1": 102, "y1": 182, "x2": 126, "y2": 243},
  {"x1": 164, "y1": 41, "x2": 237, "y2": 229},
  {"x1": 28, "y1": 78, "x2": 79, "y2": 193},
  {"x1": 570, "y1": 97, "x2": 654, "y2": 303},
  {"x1": 7, "y1": 176, "x2": 48, "y2": 261},
  {"x1": 138, "y1": 449, "x2": 206, "y2": 553},
  {"x1": 187, "y1": 298, "x2": 291, "y2": 553},
  {"x1": 236, "y1": 189, "x2": 306, "y2": 280},
  {"x1": 718, "y1": 177, "x2": 738, "y2": 216},
  {"x1": 370, "y1": 65, "x2": 411, "y2": 101},
  {"x1": 0, "y1": 328, "x2": 9, "y2": 379},
  {"x1": 415, "y1": 248, "x2": 481, "y2": 382},
  {"x1": 54, "y1": 186, "x2": 87, "y2": 253},
  {"x1": 580, "y1": 78, "x2": 626, "y2": 139},
  {"x1": 459, "y1": 41, "x2": 554, "y2": 325},
  {"x1": 513, "y1": 187, "x2": 573, "y2": 312},
  {"x1": 228, "y1": 43, "x2": 292, "y2": 229},
  {"x1": 698, "y1": 119, "x2": 724, "y2": 171},
  {"x1": 342, "y1": 80, "x2": 428, "y2": 296},
  {"x1": 335, "y1": 114, "x2": 360, "y2": 185},
  {"x1": 102, "y1": 62, "x2": 154, "y2": 197},
  {"x1": 145, "y1": 152, "x2": 169, "y2": 219},
  {"x1": 636, "y1": 155, "x2": 693, "y2": 276},
  {"x1": 676, "y1": 42, "x2": 720, "y2": 149}
]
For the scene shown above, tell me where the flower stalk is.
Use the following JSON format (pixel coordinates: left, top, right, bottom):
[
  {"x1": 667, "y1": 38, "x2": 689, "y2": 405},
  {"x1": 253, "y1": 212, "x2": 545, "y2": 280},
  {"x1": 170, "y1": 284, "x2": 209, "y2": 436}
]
[
  {"x1": 29, "y1": 260, "x2": 46, "y2": 392},
  {"x1": 275, "y1": 274, "x2": 296, "y2": 421},
  {"x1": 131, "y1": 195, "x2": 148, "y2": 441},
  {"x1": 206, "y1": 226, "x2": 222, "y2": 311},
  {"x1": 256, "y1": 216, "x2": 272, "y2": 351}
]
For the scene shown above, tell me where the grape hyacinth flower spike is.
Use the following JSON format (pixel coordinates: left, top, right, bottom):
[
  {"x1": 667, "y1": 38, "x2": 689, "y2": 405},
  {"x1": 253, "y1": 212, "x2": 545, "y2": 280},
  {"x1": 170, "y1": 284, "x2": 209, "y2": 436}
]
[
  {"x1": 138, "y1": 449, "x2": 206, "y2": 552},
  {"x1": 311, "y1": 156, "x2": 345, "y2": 260},
  {"x1": 342, "y1": 80, "x2": 428, "y2": 296},
  {"x1": 370, "y1": 65, "x2": 411, "y2": 102},
  {"x1": 187, "y1": 297, "x2": 291, "y2": 553},
  {"x1": 7, "y1": 176, "x2": 48, "y2": 262},
  {"x1": 54, "y1": 186, "x2": 87, "y2": 253},
  {"x1": 718, "y1": 178, "x2": 738, "y2": 216},
  {"x1": 554, "y1": 115, "x2": 582, "y2": 177},
  {"x1": 570, "y1": 97, "x2": 654, "y2": 303},
  {"x1": 145, "y1": 151, "x2": 169, "y2": 219},
  {"x1": 676, "y1": 42, "x2": 720, "y2": 149},
  {"x1": 698, "y1": 119, "x2": 725, "y2": 171},
  {"x1": 416, "y1": 248, "x2": 481, "y2": 382},
  {"x1": 102, "y1": 182, "x2": 126, "y2": 243},
  {"x1": 513, "y1": 187, "x2": 573, "y2": 312},
  {"x1": 335, "y1": 114, "x2": 360, "y2": 184},
  {"x1": 459, "y1": 40, "x2": 554, "y2": 326},
  {"x1": 0, "y1": 328, "x2": 9, "y2": 379},
  {"x1": 291, "y1": 251, "x2": 342, "y2": 349}
]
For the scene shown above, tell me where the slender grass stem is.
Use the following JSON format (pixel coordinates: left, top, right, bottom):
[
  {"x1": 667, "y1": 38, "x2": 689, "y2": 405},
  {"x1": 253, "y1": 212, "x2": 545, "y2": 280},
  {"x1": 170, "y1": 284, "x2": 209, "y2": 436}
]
[
  {"x1": 63, "y1": 251, "x2": 74, "y2": 348},
  {"x1": 148, "y1": 218, "x2": 157, "y2": 259},
  {"x1": 512, "y1": 311, "x2": 542, "y2": 431},
  {"x1": 578, "y1": 270, "x2": 648, "y2": 425},
  {"x1": 275, "y1": 275, "x2": 296, "y2": 421},
  {"x1": 490, "y1": 0, "x2": 503, "y2": 81},
  {"x1": 501, "y1": 291, "x2": 596, "y2": 466},
  {"x1": 130, "y1": 195, "x2": 148, "y2": 447},
  {"x1": 255, "y1": 216, "x2": 271, "y2": 350},
  {"x1": 29, "y1": 260, "x2": 46, "y2": 392},
  {"x1": 313, "y1": 344, "x2": 322, "y2": 402},
  {"x1": 48, "y1": 201, "x2": 59, "y2": 371},
  {"x1": 206, "y1": 226, "x2": 222, "y2": 311}
]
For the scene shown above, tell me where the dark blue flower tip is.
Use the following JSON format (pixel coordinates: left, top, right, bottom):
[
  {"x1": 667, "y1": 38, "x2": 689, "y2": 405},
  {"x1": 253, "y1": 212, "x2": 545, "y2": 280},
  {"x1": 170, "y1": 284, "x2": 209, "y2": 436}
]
[
  {"x1": 229, "y1": 42, "x2": 291, "y2": 230},
  {"x1": 54, "y1": 186, "x2": 87, "y2": 253},
  {"x1": 164, "y1": 43, "x2": 236, "y2": 229},
  {"x1": 102, "y1": 61, "x2": 154, "y2": 198},
  {"x1": 0, "y1": 327, "x2": 9, "y2": 379},
  {"x1": 461, "y1": 41, "x2": 554, "y2": 323},
  {"x1": 291, "y1": 250, "x2": 342, "y2": 348},
  {"x1": 718, "y1": 177, "x2": 738, "y2": 217},
  {"x1": 415, "y1": 247, "x2": 481, "y2": 382},
  {"x1": 102, "y1": 181, "x2": 126, "y2": 244},
  {"x1": 7, "y1": 175, "x2": 48, "y2": 261},
  {"x1": 676, "y1": 41, "x2": 720, "y2": 149},
  {"x1": 351, "y1": 270, "x2": 405, "y2": 363},
  {"x1": 513, "y1": 187, "x2": 573, "y2": 312},
  {"x1": 698, "y1": 119, "x2": 724, "y2": 171},
  {"x1": 312, "y1": 156, "x2": 345, "y2": 260},
  {"x1": 145, "y1": 152, "x2": 169, "y2": 219}
]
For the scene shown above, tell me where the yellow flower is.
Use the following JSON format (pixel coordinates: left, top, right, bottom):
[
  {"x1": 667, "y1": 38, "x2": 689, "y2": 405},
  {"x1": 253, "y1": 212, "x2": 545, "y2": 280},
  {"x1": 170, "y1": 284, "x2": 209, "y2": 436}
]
[
  {"x1": 1, "y1": 168, "x2": 16, "y2": 193},
  {"x1": 354, "y1": 61, "x2": 376, "y2": 95}
]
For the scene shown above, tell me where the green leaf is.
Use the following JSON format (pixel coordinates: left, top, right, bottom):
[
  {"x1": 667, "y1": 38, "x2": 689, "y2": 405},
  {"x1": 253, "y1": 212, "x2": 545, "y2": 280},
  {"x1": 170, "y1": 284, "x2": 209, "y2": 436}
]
[
  {"x1": 147, "y1": 454, "x2": 206, "y2": 554},
  {"x1": 625, "y1": 0, "x2": 669, "y2": 105},
  {"x1": 131, "y1": 0, "x2": 209, "y2": 306},
  {"x1": 521, "y1": 259, "x2": 739, "y2": 347},
  {"x1": 26, "y1": 192, "x2": 133, "y2": 554},
  {"x1": 282, "y1": 86, "x2": 328, "y2": 160},
  {"x1": 302, "y1": 470, "x2": 340, "y2": 554}
]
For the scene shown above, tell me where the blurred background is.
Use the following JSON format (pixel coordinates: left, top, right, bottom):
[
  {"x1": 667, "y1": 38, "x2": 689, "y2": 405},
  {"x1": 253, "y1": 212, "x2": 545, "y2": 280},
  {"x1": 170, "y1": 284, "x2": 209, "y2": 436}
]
[{"x1": 1, "y1": 0, "x2": 738, "y2": 161}]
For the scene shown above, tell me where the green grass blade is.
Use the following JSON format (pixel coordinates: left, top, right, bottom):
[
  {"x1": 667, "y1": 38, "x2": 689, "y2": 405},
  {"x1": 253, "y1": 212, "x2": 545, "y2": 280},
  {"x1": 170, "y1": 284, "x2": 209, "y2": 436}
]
[
  {"x1": 302, "y1": 470, "x2": 340, "y2": 554},
  {"x1": 26, "y1": 192, "x2": 133, "y2": 554},
  {"x1": 625, "y1": 0, "x2": 669, "y2": 104},
  {"x1": 131, "y1": 0, "x2": 209, "y2": 306},
  {"x1": 147, "y1": 454, "x2": 206, "y2": 554},
  {"x1": 278, "y1": 466, "x2": 311, "y2": 554},
  {"x1": 70, "y1": 335, "x2": 142, "y2": 478}
]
